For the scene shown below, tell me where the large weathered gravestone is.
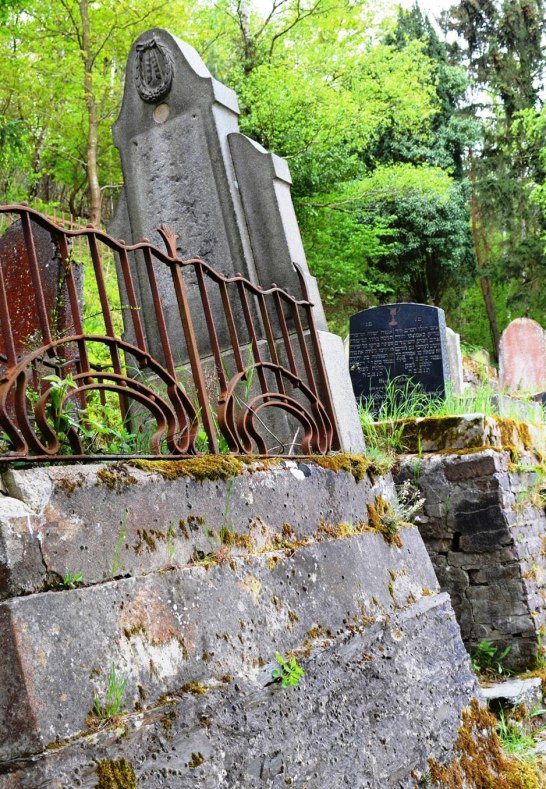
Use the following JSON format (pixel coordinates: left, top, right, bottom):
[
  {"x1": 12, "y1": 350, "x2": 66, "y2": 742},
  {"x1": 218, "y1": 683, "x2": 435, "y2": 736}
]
[
  {"x1": 499, "y1": 318, "x2": 546, "y2": 394},
  {"x1": 349, "y1": 303, "x2": 451, "y2": 406},
  {"x1": 111, "y1": 29, "x2": 326, "y2": 351},
  {"x1": 110, "y1": 28, "x2": 363, "y2": 451}
]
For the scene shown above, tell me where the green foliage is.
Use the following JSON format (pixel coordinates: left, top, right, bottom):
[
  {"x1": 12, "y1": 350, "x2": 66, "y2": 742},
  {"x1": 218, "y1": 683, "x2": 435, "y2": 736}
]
[
  {"x1": 271, "y1": 652, "x2": 304, "y2": 688},
  {"x1": 471, "y1": 640, "x2": 512, "y2": 678},
  {"x1": 93, "y1": 663, "x2": 127, "y2": 719},
  {"x1": 62, "y1": 570, "x2": 83, "y2": 588}
]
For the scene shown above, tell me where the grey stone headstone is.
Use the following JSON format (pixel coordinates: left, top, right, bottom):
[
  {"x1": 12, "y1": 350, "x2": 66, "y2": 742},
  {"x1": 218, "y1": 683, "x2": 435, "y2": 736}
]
[
  {"x1": 110, "y1": 28, "x2": 361, "y2": 451},
  {"x1": 445, "y1": 327, "x2": 464, "y2": 396},
  {"x1": 110, "y1": 28, "x2": 326, "y2": 365},
  {"x1": 349, "y1": 303, "x2": 451, "y2": 407}
]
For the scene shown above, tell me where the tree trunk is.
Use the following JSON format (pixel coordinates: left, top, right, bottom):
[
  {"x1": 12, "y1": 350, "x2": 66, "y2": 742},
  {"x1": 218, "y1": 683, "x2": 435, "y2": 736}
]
[
  {"x1": 470, "y1": 191, "x2": 501, "y2": 360},
  {"x1": 79, "y1": 0, "x2": 101, "y2": 227}
]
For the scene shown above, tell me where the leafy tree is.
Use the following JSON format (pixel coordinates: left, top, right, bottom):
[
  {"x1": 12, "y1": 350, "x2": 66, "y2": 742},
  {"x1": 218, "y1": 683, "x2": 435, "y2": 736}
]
[{"x1": 443, "y1": 0, "x2": 546, "y2": 355}]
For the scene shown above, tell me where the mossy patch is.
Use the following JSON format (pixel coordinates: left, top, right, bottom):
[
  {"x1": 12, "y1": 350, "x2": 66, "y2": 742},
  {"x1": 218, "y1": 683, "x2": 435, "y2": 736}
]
[
  {"x1": 310, "y1": 453, "x2": 371, "y2": 482},
  {"x1": 179, "y1": 680, "x2": 208, "y2": 695},
  {"x1": 427, "y1": 698, "x2": 544, "y2": 788},
  {"x1": 129, "y1": 456, "x2": 244, "y2": 481},
  {"x1": 495, "y1": 418, "x2": 533, "y2": 452},
  {"x1": 96, "y1": 758, "x2": 136, "y2": 789},
  {"x1": 367, "y1": 495, "x2": 402, "y2": 547},
  {"x1": 96, "y1": 465, "x2": 137, "y2": 492},
  {"x1": 126, "y1": 452, "x2": 392, "y2": 485},
  {"x1": 189, "y1": 752, "x2": 205, "y2": 769}
]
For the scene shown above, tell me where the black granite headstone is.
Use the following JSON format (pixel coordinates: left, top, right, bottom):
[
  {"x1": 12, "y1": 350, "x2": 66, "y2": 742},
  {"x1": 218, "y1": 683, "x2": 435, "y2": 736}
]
[{"x1": 349, "y1": 303, "x2": 451, "y2": 406}]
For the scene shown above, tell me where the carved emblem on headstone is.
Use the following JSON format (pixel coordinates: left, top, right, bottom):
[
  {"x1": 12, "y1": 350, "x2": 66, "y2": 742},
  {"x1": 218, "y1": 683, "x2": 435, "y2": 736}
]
[{"x1": 135, "y1": 35, "x2": 174, "y2": 103}]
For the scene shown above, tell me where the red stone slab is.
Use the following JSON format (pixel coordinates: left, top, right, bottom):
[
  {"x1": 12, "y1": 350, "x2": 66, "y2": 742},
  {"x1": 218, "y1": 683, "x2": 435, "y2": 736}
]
[{"x1": 499, "y1": 318, "x2": 546, "y2": 394}]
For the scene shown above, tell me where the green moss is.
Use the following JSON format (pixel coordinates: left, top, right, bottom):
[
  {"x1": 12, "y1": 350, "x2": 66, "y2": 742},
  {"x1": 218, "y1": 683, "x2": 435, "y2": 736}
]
[
  {"x1": 495, "y1": 417, "x2": 534, "y2": 451},
  {"x1": 366, "y1": 496, "x2": 402, "y2": 547},
  {"x1": 128, "y1": 456, "x2": 244, "y2": 481},
  {"x1": 427, "y1": 698, "x2": 543, "y2": 788},
  {"x1": 133, "y1": 527, "x2": 166, "y2": 554},
  {"x1": 56, "y1": 473, "x2": 84, "y2": 495},
  {"x1": 436, "y1": 445, "x2": 502, "y2": 457},
  {"x1": 96, "y1": 758, "x2": 136, "y2": 789},
  {"x1": 398, "y1": 416, "x2": 477, "y2": 453},
  {"x1": 310, "y1": 453, "x2": 371, "y2": 482},
  {"x1": 96, "y1": 465, "x2": 137, "y2": 492},
  {"x1": 179, "y1": 680, "x2": 208, "y2": 695}
]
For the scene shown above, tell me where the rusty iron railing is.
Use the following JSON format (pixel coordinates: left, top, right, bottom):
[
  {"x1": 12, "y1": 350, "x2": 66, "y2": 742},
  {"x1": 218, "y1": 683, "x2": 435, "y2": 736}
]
[{"x1": 0, "y1": 204, "x2": 338, "y2": 461}]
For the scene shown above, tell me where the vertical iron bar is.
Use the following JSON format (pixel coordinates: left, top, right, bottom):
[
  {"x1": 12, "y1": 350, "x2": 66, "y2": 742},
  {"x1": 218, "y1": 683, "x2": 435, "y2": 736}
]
[
  {"x1": 236, "y1": 280, "x2": 268, "y2": 395},
  {"x1": 290, "y1": 302, "x2": 317, "y2": 394},
  {"x1": 272, "y1": 290, "x2": 298, "y2": 377},
  {"x1": 218, "y1": 280, "x2": 244, "y2": 374},
  {"x1": 142, "y1": 247, "x2": 177, "y2": 379},
  {"x1": 117, "y1": 246, "x2": 147, "y2": 353},
  {"x1": 256, "y1": 292, "x2": 285, "y2": 395},
  {"x1": 169, "y1": 261, "x2": 218, "y2": 453},
  {"x1": 88, "y1": 232, "x2": 127, "y2": 419},
  {"x1": 294, "y1": 265, "x2": 339, "y2": 449},
  {"x1": 55, "y1": 232, "x2": 91, "y2": 381},
  {"x1": 0, "y1": 254, "x2": 16, "y2": 369},
  {"x1": 20, "y1": 211, "x2": 53, "y2": 346},
  {"x1": 195, "y1": 265, "x2": 227, "y2": 391}
]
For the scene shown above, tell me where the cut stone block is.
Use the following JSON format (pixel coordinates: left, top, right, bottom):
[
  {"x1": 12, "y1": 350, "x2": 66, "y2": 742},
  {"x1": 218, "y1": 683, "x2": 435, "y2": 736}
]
[
  {"x1": 0, "y1": 461, "x2": 479, "y2": 786},
  {"x1": 482, "y1": 677, "x2": 543, "y2": 712}
]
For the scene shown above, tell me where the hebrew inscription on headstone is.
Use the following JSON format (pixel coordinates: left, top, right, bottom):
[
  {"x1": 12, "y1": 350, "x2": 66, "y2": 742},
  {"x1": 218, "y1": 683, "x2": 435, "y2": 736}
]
[
  {"x1": 349, "y1": 303, "x2": 451, "y2": 405},
  {"x1": 499, "y1": 318, "x2": 546, "y2": 394}
]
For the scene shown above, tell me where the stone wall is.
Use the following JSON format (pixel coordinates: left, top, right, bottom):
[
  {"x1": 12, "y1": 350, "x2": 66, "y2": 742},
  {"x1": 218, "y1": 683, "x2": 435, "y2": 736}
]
[
  {"x1": 396, "y1": 447, "x2": 546, "y2": 671},
  {"x1": 0, "y1": 458, "x2": 478, "y2": 787}
]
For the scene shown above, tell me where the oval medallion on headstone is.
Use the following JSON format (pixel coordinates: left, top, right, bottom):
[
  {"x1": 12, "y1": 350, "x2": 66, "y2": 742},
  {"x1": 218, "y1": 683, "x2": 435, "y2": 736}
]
[{"x1": 135, "y1": 36, "x2": 174, "y2": 103}]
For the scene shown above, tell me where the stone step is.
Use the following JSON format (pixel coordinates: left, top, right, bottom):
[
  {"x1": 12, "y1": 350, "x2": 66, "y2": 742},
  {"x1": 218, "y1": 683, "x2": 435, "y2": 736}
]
[{"x1": 481, "y1": 677, "x2": 543, "y2": 713}]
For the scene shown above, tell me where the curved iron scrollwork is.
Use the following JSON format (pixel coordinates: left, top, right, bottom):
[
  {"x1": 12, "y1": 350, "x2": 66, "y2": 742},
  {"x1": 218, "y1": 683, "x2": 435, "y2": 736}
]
[
  {"x1": 0, "y1": 337, "x2": 198, "y2": 459},
  {"x1": 219, "y1": 363, "x2": 333, "y2": 455},
  {"x1": 0, "y1": 204, "x2": 338, "y2": 461}
]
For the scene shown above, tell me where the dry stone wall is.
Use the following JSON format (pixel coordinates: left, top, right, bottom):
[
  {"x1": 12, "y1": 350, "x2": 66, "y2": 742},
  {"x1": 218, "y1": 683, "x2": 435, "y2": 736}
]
[
  {"x1": 0, "y1": 459, "x2": 479, "y2": 788},
  {"x1": 396, "y1": 447, "x2": 546, "y2": 671}
]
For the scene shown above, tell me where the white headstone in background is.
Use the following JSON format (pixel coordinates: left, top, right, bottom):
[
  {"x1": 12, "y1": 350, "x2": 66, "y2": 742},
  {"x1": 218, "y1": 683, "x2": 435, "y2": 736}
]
[{"x1": 446, "y1": 328, "x2": 464, "y2": 396}]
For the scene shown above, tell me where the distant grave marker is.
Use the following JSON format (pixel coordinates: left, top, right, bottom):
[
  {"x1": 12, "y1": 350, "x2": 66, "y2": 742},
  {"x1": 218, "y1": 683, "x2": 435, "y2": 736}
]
[
  {"x1": 499, "y1": 318, "x2": 546, "y2": 394},
  {"x1": 446, "y1": 327, "x2": 464, "y2": 396},
  {"x1": 0, "y1": 220, "x2": 82, "y2": 362},
  {"x1": 349, "y1": 303, "x2": 451, "y2": 406}
]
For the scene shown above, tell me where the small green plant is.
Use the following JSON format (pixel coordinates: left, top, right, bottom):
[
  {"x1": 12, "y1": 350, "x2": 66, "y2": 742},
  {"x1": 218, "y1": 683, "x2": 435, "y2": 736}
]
[
  {"x1": 471, "y1": 640, "x2": 512, "y2": 678},
  {"x1": 93, "y1": 663, "x2": 127, "y2": 719},
  {"x1": 42, "y1": 373, "x2": 79, "y2": 451},
  {"x1": 497, "y1": 708, "x2": 539, "y2": 756},
  {"x1": 271, "y1": 652, "x2": 304, "y2": 688},
  {"x1": 382, "y1": 480, "x2": 425, "y2": 539},
  {"x1": 62, "y1": 571, "x2": 83, "y2": 588}
]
